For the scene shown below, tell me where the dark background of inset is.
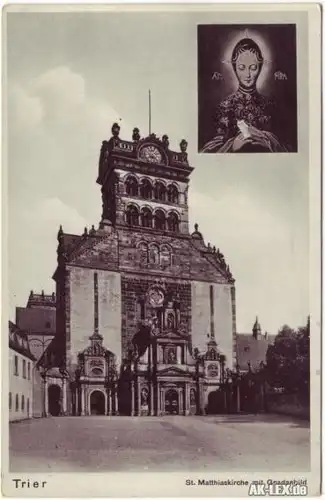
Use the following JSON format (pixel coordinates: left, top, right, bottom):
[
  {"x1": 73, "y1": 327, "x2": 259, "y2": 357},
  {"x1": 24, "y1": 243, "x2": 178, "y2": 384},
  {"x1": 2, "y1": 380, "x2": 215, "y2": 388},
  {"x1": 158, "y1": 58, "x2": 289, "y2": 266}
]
[{"x1": 197, "y1": 24, "x2": 297, "y2": 153}]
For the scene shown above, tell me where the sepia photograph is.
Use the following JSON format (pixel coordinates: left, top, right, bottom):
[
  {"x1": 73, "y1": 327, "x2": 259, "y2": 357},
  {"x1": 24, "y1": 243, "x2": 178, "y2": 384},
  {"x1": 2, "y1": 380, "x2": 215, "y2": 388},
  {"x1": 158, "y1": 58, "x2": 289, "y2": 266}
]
[
  {"x1": 198, "y1": 24, "x2": 298, "y2": 153},
  {"x1": 2, "y1": 4, "x2": 321, "y2": 498}
]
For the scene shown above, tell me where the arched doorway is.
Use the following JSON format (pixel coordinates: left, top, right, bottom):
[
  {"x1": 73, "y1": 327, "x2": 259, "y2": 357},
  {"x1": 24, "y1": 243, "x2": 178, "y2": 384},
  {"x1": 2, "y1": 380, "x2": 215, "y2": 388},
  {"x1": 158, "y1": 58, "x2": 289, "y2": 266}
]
[
  {"x1": 48, "y1": 385, "x2": 61, "y2": 416},
  {"x1": 165, "y1": 389, "x2": 179, "y2": 415},
  {"x1": 90, "y1": 390, "x2": 105, "y2": 415}
]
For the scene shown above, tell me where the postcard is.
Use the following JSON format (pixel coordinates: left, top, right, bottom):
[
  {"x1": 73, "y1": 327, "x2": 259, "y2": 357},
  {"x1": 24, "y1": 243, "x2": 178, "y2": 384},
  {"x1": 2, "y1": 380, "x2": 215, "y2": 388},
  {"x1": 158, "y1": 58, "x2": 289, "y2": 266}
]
[{"x1": 2, "y1": 3, "x2": 321, "y2": 498}]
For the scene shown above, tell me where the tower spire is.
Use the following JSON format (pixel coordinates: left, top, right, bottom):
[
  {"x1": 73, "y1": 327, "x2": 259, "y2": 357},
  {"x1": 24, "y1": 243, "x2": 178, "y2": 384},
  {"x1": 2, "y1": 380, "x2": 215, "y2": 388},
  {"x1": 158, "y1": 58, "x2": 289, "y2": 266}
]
[{"x1": 149, "y1": 89, "x2": 151, "y2": 135}]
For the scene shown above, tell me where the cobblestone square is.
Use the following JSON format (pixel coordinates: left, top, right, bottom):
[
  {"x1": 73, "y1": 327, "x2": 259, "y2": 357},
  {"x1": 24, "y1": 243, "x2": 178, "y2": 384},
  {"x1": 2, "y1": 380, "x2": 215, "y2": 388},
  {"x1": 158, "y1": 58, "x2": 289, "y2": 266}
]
[{"x1": 9, "y1": 414, "x2": 310, "y2": 473}]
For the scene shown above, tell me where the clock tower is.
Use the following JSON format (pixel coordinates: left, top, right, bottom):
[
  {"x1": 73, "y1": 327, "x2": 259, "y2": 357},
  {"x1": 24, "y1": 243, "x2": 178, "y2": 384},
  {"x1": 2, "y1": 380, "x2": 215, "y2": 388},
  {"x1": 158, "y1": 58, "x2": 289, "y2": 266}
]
[{"x1": 97, "y1": 123, "x2": 191, "y2": 236}]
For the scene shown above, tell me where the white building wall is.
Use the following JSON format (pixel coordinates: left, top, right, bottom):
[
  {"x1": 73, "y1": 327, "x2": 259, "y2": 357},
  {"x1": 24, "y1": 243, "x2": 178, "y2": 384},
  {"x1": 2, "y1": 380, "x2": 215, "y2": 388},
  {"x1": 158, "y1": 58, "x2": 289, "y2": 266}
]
[
  {"x1": 9, "y1": 348, "x2": 33, "y2": 422},
  {"x1": 191, "y1": 281, "x2": 234, "y2": 369},
  {"x1": 69, "y1": 267, "x2": 121, "y2": 367}
]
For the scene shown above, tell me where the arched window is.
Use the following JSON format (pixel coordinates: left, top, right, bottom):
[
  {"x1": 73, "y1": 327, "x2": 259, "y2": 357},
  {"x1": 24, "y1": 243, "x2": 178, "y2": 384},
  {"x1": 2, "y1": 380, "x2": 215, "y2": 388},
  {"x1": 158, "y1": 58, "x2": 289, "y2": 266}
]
[
  {"x1": 15, "y1": 394, "x2": 19, "y2": 411},
  {"x1": 167, "y1": 212, "x2": 179, "y2": 232},
  {"x1": 149, "y1": 244, "x2": 159, "y2": 265},
  {"x1": 160, "y1": 244, "x2": 171, "y2": 267},
  {"x1": 9, "y1": 392, "x2": 12, "y2": 410},
  {"x1": 166, "y1": 312, "x2": 175, "y2": 330},
  {"x1": 140, "y1": 179, "x2": 152, "y2": 199},
  {"x1": 21, "y1": 395, "x2": 25, "y2": 411},
  {"x1": 154, "y1": 210, "x2": 166, "y2": 231},
  {"x1": 141, "y1": 208, "x2": 153, "y2": 228},
  {"x1": 167, "y1": 184, "x2": 179, "y2": 204},
  {"x1": 154, "y1": 182, "x2": 166, "y2": 202},
  {"x1": 138, "y1": 242, "x2": 149, "y2": 265},
  {"x1": 126, "y1": 205, "x2": 139, "y2": 226},
  {"x1": 125, "y1": 176, "x2": 138, "y2": 197}
]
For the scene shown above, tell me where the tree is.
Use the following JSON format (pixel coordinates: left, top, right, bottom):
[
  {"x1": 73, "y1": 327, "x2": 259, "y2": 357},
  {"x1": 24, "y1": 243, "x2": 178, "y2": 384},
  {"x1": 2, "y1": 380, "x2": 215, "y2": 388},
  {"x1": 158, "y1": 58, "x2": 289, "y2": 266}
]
[{"x1": 265, "y1": 318, "x2": 310, "y2": 398}]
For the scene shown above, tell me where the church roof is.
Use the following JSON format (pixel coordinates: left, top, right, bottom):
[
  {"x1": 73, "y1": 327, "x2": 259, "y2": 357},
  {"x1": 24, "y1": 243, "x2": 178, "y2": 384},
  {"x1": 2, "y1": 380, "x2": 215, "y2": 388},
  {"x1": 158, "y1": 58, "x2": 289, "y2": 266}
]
[
  {"x1": 9, "y1": 321, "x2": 35, "y2": 361},
  {"x1": 236, "y1": 333, "x2": 276, "y2": 372},
  {"x1": 16, "y1": 306, "x2": 56, "y2": 335}
]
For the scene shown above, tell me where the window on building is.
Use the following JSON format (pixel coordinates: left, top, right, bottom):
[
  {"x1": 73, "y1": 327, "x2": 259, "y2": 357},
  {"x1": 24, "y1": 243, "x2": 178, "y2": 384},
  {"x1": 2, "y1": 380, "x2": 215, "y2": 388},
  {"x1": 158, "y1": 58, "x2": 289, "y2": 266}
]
[
  {"x1": 154, "y1": 182, "x2": 166, "y2": 202},
  {"x1": 149, "y1": 244, "x2": 159, "y2": 265},
  {"x1": 21, "y1": 395, "x2": 25, "y2": 411},
  {"x1": 14, "y1": 355, "x2": 18, "y2": 376},
  {"x1": 167, "y1": 212, "x2": 179, "y2": 232},
  {"x1": 167, "y1": 184, "x2": 179, "y2": 204},
  {"x1": 27, "y1": 398, "x2": 30, "y2": 417},
  {"x1": 126, "y1": 205, "x2": 139, "y2": 226},
  {"x1": 140, "y1": 208, "x2": 153, "y2": 228},
  {"x1": 154, "y1": 210, "x2": 166, "y2": 231},
  {"x1": 15, "y1": 394, "x2": 19, "y2": 411},
  {"x1": 125, "y1": 176, "x2": 138, "y2": 197},
  {"x1": 22, "y1": 359, "x2": 26, "y2": 379},
  {"x1": 160, "y1": 244, "x2": 172, "y2": 267},
  {"x1": 9, "y1": 392, "x2": 12, "y2": 410},
  {"x1": 138, "y1": 242, "x2": 149, "y2": 265},
  {"x1": 28, "y1": 362, "x2": 31, "y2": 380},
  {"x1": 140, "y1": 179, "x2": 152, "y2": 199}
]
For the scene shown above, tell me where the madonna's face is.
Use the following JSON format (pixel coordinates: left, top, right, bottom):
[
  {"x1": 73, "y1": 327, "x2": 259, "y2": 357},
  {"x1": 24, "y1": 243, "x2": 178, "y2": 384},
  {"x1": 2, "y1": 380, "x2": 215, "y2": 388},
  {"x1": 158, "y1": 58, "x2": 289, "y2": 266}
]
[{"x1": 235, "y1": 50, "x2": 260, "y2": 88}]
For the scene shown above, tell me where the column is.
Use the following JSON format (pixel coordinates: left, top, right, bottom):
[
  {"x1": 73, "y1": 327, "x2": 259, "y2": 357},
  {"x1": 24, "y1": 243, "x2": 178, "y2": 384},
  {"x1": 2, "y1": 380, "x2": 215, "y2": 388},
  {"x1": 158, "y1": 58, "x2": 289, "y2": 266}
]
[
  {"x1": 108, "y1": 389, "x2": 113, "y2": 416},
  {"x1": 178, "y1": 388, "x2": 183, "y2": 415},
  {"x1": 160, "y1": 387, "x2": 164, "y2": 415},
  {"x1": 62, "y1": 377, "x2": 67, "y2": 415},
  {"x1": 131, "y1": 381, "x2": 135, "y2": 416},
  {"x1": 137, "y1": 380, "x2": 141, "y2": 416},
  {"x1": 149, "y1": 381, "x2": 154, "y2": 416},
  {"x1": 237, "y1": 383, "x2": 241, "y2": 413},
  {"x1": 114, "y1": 388, "x2": 119, "y2": 415},
  {"x1": 43, "y1": 378, "x2": 48, "y2": 417},
  {"x1": 184, "y1": 384, "x2": 189, "y2": 416},
  {"x1": 81, "y1": 386, "x2": 85, "y2": 416},
  {"x1": 75, "y1": 387, "x2": 79, "y2": 416},
  {"x1": 156, "y1": 382, "x2": 160, "y2": 416}
]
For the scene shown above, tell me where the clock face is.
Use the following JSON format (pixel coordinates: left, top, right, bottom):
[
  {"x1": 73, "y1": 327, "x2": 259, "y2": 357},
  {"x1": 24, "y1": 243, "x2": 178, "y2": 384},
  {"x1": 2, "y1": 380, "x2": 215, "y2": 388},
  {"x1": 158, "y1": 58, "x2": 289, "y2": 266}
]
[
  {"x1": 140, "y1": 145, "x2": 162, "y2": 164},
  {"x1": 148, "y1": 287, "x2": 164, "y2": 307}
]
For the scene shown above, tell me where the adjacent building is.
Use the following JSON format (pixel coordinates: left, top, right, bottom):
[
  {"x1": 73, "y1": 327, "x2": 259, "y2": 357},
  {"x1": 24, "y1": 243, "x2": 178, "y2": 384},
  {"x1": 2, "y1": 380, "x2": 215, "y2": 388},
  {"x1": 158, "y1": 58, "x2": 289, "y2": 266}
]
[
  {"x1": 16, "y1": 290, "x2": 56, "y2": 360},
  {"x1": 9, "y1": 321, "x2": 35, "y2": 422},
  {"x1": 237, "y1": 317, "x2": 276, "y2": 373}
]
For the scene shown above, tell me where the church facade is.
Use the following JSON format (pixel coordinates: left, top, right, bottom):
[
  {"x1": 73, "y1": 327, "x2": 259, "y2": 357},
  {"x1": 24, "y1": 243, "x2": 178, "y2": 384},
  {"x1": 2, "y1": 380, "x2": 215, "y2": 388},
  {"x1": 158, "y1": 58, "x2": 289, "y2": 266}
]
[{"x1": 39, "y1": 124, "x2": 236, "y2": 417}]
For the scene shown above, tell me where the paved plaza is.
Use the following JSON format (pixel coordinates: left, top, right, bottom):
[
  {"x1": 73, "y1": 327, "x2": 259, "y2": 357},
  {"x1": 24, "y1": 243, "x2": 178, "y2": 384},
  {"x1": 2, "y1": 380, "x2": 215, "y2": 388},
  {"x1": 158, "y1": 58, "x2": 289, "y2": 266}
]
[{"x1": 9, "y1": 414, "x2": 310, "y2": 473}]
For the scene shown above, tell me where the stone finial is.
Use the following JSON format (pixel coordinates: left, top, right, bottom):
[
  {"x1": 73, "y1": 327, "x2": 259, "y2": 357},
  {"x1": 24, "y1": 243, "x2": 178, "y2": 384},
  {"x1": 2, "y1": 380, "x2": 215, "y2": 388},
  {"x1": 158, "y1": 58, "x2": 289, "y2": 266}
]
[
  {"x1": 83, "y1": 227, "x2": 88, "y2": 237},
  {"x1": 180, "y1": 139, "x2": 188, "y2": 152},
  {"x1": 111, "y1": 122, "x2": 120, "y2": 138},
  {"x1": 52, "y1": 292, "x2": 55, "y2": 300},
  {"x1": 132, "y1": 127, "x2": 140, "y2": 142},
  {"x1": 162, "y1": 135, "x2": 169, "y2": 148},
  {"x1": 89, "y1": 224, "x2": 96, "y2": 235},
  {"x1": 57, "y1": 225, "x2": 63, "y2": 240},
  {"x1": 30, "y1": 290, "x2": 34, "y2": 297},
  {"x1": 41, "y1": 290, "x2": 44, "y2": 297},
  {"x1": 194, "y1": 223, "x2": 198, "y2": 232},
  {"x1": 213, "y1": 246, "x2": 216, "y2": 253},
  {"x1": 252, "y1": 316, "x2": 262, "y2": 338},
  {"x1": 207, "y1": 242, "x2": 211, "y2": 252}
]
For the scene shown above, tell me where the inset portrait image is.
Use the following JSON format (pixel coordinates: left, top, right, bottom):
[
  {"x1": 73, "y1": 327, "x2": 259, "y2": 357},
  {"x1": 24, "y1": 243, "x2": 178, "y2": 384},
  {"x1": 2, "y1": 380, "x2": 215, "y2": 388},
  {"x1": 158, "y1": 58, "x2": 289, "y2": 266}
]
[{"x1": 198, "y1": 24, "x2": 297, "y2": 153}]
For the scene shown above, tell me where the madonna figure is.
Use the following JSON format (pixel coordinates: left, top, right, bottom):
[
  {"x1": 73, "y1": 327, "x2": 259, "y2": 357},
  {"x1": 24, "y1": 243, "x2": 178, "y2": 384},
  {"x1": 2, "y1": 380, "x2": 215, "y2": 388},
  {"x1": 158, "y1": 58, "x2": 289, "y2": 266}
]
[{"x1": 201, "y1": 38, "x2": 287, "y2": 153}]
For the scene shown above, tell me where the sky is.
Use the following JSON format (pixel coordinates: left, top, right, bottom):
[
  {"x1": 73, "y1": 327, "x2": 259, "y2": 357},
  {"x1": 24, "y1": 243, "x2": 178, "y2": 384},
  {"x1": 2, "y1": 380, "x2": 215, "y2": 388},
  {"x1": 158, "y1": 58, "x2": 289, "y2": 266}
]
[{"x1": 6, "y1": 9, "x2": 309, "y2": 335}]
